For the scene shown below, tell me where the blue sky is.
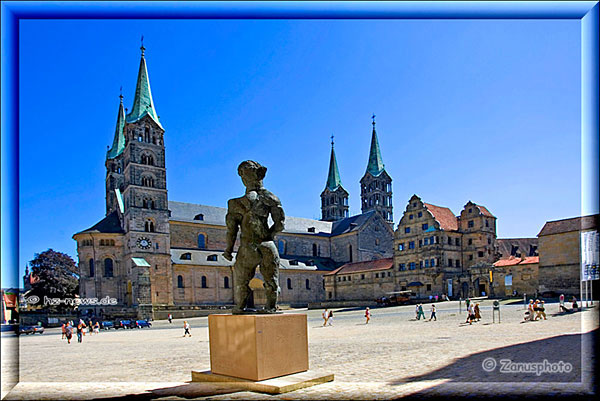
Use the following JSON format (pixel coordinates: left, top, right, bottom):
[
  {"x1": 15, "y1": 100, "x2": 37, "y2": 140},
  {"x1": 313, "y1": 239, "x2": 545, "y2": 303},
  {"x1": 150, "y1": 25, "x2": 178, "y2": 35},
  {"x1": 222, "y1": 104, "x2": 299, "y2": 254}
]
[{"x1": 11, "y1": 18, "x2": 582, "y2": 287}]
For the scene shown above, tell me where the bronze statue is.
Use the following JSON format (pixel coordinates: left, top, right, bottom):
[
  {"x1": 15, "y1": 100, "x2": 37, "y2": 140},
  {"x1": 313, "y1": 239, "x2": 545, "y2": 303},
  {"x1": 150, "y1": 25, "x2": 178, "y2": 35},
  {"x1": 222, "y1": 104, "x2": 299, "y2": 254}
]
[{"x1": 223, "y1": 161, "x2": 285, "y2": 314}]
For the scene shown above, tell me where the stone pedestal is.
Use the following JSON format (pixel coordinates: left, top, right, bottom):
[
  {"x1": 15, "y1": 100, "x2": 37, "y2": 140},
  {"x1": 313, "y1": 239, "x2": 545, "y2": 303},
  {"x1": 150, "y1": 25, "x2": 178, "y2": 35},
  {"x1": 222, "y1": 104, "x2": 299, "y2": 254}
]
[{"x1": 208, "y1": 313, "x2": 308, "y2": 381}]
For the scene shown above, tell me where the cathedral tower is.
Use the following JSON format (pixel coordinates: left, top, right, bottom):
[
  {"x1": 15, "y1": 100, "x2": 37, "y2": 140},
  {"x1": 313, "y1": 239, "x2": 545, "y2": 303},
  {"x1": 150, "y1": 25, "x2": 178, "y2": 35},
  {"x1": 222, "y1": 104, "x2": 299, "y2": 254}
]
[
  {"x1": 105, "y1": 92, "x2": 126, "y2": 215},
  {"x1": 120, "y1": 43, "x2": 173, "y2": 308},
  {"x1": 360, "y1": 115, "x2": 393, "y2": 224},
  {"x1": 321, "y1": 136, "x2": 349, "y2": 221}
]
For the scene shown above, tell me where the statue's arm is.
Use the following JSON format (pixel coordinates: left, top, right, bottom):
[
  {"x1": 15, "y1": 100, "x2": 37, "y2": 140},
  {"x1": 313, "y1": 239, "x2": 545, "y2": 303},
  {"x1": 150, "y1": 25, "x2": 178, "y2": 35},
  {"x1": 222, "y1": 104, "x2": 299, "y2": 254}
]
[
  {"x1": 266, "y1": 193, "x2": 285, "y2": 236},
  {"x1": 223, "y1": 200, "x2": 242, "y2": 261}
]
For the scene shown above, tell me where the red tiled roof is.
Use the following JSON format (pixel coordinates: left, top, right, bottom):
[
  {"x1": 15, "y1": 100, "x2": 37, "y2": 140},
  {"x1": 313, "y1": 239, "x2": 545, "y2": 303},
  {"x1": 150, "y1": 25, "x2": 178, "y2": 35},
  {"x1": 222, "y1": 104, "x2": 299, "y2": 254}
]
[
  {"x1": 325, "y1": 258, "x2": 393, "y2": 276},
  {"x1": 520, "y1": 256, "x2": 539, "y2": 265},
  {"x1": 493, "y1": 256, "x2": 539, "y2": 267},
  {"x1": 493, "y1": 257, "x2": 521, "y2": 267},
  {"x1": 538, "y1": 214, "x2": 599, "y2": 236},
  {"x1": 476, "y1": 205, "x2": 495, "y2": 218},
  {"x1": 423, "y1": 203, "x2": 458, "y2": 231}
]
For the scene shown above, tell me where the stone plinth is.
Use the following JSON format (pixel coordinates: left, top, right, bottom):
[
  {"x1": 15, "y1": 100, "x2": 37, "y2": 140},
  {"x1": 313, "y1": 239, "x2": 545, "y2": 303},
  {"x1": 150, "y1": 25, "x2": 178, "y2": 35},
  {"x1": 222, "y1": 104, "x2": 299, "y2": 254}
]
[{"x1": 208, "y1": 313, "x2": 308, "y2": 381}]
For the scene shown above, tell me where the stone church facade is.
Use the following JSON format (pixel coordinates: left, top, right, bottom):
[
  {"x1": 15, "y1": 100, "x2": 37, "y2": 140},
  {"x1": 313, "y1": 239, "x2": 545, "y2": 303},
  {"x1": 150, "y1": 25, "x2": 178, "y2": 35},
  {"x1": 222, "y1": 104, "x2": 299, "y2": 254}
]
[{"x1": 73, "y1": 47, "x2": 394, "y2": 319}]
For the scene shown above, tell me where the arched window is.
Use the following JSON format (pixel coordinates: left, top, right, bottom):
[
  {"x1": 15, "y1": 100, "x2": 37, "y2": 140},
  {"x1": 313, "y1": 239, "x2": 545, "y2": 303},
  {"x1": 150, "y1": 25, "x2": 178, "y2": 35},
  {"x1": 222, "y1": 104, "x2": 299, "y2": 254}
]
[
  {"x1": 305, "y1": 279, "x2": 310, "y2": 290},
  {"x1": 145, "y1": 220, "x2": 155, "y2": 232},
  {"x1": 89, "y1": 258, "x2": 95, "y2": 277},
  {"x1": 201, "y1": 276, "x2": 207, "y2": 288},
  {"x1": 177, "y1": 275, "x2": 184, "y2": 288},
  {"x1": 207, "y1": 254, "x2": 218, "y2": 261},
  {"x1": 287, "y1": 278, "x2": 292, "y2": 290},
  {"x1": 312, "y1": 243, "x2": 318, "y2": 257},
  {"x1": 224, "y1": 277, "x2": 230, "y2": 288},
  {"x1": 349, "y1": 244, "x2": 353, "y2": 262},
  {"x1": 141, "y1": 176, "x2": 154, "y2": 187},
  {"x1": 145, "y1": 127, "x2": 150, "y2": 142},
  {"x1": 198, "y1": 233, "x2": 206, "y2": 249},
  {"x1": 100, "y1": 239, "x2": 105, "y2": 246},
  {"x1": 194, "y1": 214, "x2": 204, "y2": 221},
  {"x1": 104, "y1": 258, "x2": 113, "y2": 278},
  {"x1": 143, "y1": 199, "x2": 148, "y2": 208},
  {"x1": 278, "y1": 239, "x2": 286, "y2": 255}
]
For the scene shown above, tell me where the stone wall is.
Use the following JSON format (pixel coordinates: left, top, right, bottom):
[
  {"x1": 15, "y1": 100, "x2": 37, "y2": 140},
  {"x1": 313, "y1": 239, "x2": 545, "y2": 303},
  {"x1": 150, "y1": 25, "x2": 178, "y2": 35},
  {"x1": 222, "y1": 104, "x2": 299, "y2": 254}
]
[{"x1": 538, "y1": 231, "x2": 580, "y2": 295}]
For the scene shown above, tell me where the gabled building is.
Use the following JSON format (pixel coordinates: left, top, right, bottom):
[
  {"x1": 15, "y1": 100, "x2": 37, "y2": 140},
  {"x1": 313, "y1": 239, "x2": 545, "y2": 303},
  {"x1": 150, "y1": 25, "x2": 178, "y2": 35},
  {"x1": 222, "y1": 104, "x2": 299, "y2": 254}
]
[{"x1": 393, "y1": 195, "x2": 498, "y2": 299}]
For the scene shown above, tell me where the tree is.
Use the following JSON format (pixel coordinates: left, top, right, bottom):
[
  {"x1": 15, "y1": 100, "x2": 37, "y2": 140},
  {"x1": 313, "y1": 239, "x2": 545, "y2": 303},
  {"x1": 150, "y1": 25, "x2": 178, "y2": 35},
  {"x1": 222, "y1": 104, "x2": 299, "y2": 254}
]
[{"x1": 28, "y1": 249, "x2": 79, "y2": 308}]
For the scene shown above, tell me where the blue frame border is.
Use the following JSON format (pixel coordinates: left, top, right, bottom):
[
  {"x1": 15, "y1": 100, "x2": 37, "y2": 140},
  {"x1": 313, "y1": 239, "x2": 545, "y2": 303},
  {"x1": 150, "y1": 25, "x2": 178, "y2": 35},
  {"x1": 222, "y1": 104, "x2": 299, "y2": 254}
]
[{"x1": 1, "y1": 1, "x2": 598, "y2": 288}]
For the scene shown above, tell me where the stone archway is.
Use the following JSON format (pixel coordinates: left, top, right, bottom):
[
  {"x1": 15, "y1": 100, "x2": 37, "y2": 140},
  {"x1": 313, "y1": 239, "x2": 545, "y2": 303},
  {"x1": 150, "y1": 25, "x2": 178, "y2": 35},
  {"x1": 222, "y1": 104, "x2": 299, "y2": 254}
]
[{"x1": 249, "y1": 278, "x2": 266, "y2": 308}]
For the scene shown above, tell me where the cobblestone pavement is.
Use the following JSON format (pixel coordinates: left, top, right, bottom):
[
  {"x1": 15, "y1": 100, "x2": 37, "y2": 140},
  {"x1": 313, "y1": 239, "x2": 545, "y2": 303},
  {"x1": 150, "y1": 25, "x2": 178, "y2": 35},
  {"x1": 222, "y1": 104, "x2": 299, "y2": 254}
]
[{"x1": 2, "y1": 300, "x2": 597, "y2": 400}]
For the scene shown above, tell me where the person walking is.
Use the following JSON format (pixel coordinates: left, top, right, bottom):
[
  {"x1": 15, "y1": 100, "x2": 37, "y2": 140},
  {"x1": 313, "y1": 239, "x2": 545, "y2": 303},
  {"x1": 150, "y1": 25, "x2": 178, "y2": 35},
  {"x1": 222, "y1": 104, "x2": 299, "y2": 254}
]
[
  {"x1": 465, "y1": 298, "x2": 471, "y2": 311},
  {"x1": 417, "y1": 304, "x2": 426, "y2": 320},
  {"x1": 168, "y1": 313, "x2": 173, "y2": 324},
  {"x1": 93, "y1": 321, "x2": 100, "y2": 334},
  {"x1": 429, "y1": 304, "x2": 437, "y2": 321},
  {"x1": 538, "y1": 300, "x2": 547, "y2": 320},
  {"x1": 527, "y1": 300, "x2": 535, "y2": 321},
  {"x1": 65, "y1": 323, "x2": 73, "y2": 344},
  {"x1": 76, "y1": 322, "x2": 85, "y2": 343},
  {"x1": 415, "y1": 304, "x2": 420, "y2": 320},
  {"x1": 327, "y1": 310, "x2": 334, "y2": 326},
  {"x1": 466, "y1": 303, "x2": 475, "y2": 324},
  {"x1": 365, "y1": 307, "x2": 371, "y2": 324},
  {"x1": 61, "y1": 323, "x2": 66, "y2": 340},
  {"x1": 322, "y1": 309, "x2": 329, "y2": 327},
  {"x1": 88, "y1": 320, "x2": 94, "y2": 336},
  {"x1": 183, "y1": 321, "x2": 191, "y2": 337},
  {"x1": 559, "y1": 293, "x2": 565, "y2": 309},
  {"x1": 572, "y1": 296, "x2": 579, "y2": 311},
  {"x1": 474, "y1": 303, "x2": 481, "y2": 321}
]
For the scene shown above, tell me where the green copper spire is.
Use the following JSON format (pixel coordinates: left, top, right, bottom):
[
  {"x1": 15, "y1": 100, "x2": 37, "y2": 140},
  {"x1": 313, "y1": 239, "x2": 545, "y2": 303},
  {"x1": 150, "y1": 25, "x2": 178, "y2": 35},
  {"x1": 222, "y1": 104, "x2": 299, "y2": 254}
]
[
  {"x1": 366, "y1": 114, "x2": 385, "y2": 176},
  {"x1": 107, "y1": 92, "x2": 126, "y2": 159},
  {"x1": 326, "y1": 135, "x2": 343, "y2": 191},
  {"x1": 125, "y1": 42, "x2": 163, "y2": 129}
]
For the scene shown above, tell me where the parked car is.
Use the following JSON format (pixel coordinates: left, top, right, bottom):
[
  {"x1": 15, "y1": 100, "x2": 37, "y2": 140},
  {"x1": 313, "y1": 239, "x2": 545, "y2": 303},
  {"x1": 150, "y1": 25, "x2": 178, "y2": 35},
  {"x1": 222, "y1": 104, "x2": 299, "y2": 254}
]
[
  {"x1": 101, "y1": 321, "x2": 114, "y2": 330},
  {"x1": 116, "y1": 320, "x2": 135, "y2": 329},
  {"x1": 135, "y1": 319, "x2": 152, "y2": 328},
  {"x1": 18, "y1": 326, "x2": 44, "y2": 335},
  {"x1": 375, "y1": 291, "x2": 416, "y2": 306}
]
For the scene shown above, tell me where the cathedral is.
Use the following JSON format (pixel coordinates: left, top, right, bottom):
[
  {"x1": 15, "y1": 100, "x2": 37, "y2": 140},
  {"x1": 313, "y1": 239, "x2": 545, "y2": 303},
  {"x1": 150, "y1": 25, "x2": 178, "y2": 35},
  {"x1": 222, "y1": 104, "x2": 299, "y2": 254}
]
[{"x1": 73, "y1": 46, "x2": 394, "y2": 320}]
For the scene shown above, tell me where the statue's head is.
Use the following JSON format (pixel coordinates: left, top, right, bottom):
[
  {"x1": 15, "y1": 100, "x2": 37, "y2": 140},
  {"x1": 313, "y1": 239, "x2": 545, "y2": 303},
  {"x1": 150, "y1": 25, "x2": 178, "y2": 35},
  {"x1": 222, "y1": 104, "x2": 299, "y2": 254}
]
[{"x1": 237, "y1": 160, "x2": 267, "y2": 188}]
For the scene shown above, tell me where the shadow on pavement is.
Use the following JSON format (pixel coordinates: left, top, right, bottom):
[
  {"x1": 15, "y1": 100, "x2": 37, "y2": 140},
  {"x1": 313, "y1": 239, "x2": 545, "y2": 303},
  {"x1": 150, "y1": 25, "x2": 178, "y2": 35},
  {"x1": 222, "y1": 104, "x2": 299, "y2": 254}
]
[
  {"x1": 92, "y1": 382, "x2": 242, "y2": 400},
  {"x1": 391, "y1": 330, "x2": 596, "y2": 386}
]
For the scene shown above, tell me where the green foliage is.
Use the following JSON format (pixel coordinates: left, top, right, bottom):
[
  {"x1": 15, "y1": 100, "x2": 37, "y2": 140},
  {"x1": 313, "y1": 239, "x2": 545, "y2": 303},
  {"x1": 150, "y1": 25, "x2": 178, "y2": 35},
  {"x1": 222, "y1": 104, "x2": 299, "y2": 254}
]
[{"x1": 28, "y1": 249, "x2": 79, "y2": 309}]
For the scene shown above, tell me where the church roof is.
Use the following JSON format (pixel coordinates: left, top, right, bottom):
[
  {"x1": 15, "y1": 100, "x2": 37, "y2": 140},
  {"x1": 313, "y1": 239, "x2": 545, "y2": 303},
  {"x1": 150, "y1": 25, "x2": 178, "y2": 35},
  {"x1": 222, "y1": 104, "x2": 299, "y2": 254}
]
[
  {"x1": 170, "y1": 248, "x2": 324, "y2": 271},
  {"x1": 423, "y1": 203, "x2": 459, "y2": 231},
  {"x1": 126, "y1": 47, "x2": 163, "y2": 129},
  {"x1": 365, "y1": 120, "x2": 385, "y2": 177},
  {"x1": 168, "y1": 201, "x2": 376, "y2": 238},
  {"x1": 325, "y1": 257, "x2": 393, "y2": 276},
  {"x1": 107, "y1": 95, "x2": 126, "y2": 159},
  {"x1": 325, "y1": 144, "x2": 343, "y2": 191},
  {"x1": 76, "y1": 211, "x2": 124, "y2": 234},
  {"x1": 330, "y1": 211, "x2": 376, "y2": 236}
]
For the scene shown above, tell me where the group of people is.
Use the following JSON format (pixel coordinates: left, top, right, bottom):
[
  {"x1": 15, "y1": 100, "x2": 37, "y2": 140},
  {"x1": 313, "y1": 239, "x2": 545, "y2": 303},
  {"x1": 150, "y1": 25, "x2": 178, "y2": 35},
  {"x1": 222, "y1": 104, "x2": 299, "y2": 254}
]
[
  {"x1": 322, "y1": 309, "x2": 334, "y2": 326},
  {"x1": 523, "y1": 299, "x2": 547, "y2": 321},
  {"x1": 61, "y1": 319, "x2": 100, "y2": 344},
  {"x1": 415, "y1": 304, "x2": 437, "y2": 321},
  {"x1": 465, "y1": 299, "x2": 481, "y2": 324},
  {"x1": 558, "y1": 294, "x2": 579, "y2": 313}
]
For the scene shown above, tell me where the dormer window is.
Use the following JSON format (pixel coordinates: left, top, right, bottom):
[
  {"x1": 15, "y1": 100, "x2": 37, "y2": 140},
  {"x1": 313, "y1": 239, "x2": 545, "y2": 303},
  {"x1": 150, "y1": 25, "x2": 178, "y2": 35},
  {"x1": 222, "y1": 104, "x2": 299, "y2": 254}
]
[
  {"x1": 180, "y1": 253, "x2": 192, "y2": 260},
  {"x1": 194, "y1": 214, "x2": 204, "y2": 221},
  {"x1": 289, "y1": 260, "x2": 299, "y2": 266},
  {"x1": 207, "y1": 254, "x2": 218, "y2": 262},
  {"x1": 307, "y1": 227, "x2": 315, "y2": 233}
]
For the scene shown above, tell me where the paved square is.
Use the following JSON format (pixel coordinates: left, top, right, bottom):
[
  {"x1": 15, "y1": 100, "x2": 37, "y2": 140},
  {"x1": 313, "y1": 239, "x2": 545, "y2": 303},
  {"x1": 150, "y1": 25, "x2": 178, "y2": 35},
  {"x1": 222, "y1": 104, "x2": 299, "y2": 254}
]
[{"x1": 2, "y1": 300, "x2": 597, "y2": 400}]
